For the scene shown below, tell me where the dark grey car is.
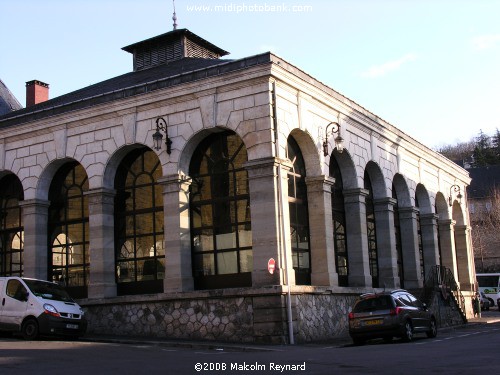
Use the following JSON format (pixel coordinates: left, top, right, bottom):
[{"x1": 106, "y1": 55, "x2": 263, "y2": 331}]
[{"x1": 348, "y1": 290, "x2": 437, "y2": 345}]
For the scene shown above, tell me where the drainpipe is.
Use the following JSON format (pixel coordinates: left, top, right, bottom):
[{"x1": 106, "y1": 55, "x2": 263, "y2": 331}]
[{"x1": 271, "y1": 80, "x2": 294, "y2": 345}]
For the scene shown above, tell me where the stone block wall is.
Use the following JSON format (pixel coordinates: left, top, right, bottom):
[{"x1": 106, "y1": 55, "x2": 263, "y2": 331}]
[
  {"x1": 81, "y1": 287, "x2": 363, "y2": 344},
  {"x1": 294, "y1": 292, "x2": 358, "y2": 342},
  {"x1": 84, "y1": 295, "x2": 256, "y2": 342}
]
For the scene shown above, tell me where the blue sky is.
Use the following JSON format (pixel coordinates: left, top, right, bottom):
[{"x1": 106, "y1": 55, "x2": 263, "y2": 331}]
[{"x1": 1, "y1": 0, "x2": 500, "y2": 148}]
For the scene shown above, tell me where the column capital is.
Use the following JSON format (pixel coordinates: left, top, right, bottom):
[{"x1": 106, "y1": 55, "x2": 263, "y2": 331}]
[
  {"x1": 343, "y1": 188, "x2": 369, "y2": 203},
  {"x1": 18, "y1": 198, "x2": 50, "y2": 209},
  {"x1": 84, "y1": 188, "x2": 116, "y2": 205},
  {"x1": 373, "y1": 197, "x2": 398, "y2": 211},
  {"x1": 439, "y1": 219, "x2": 456, "y2": 228},
  {"x1": 420, "y1": 213, "x2": 439, "y2": 226},
  {"x1": 158, "y1": 173, "x2": 192, "y2": 193},
  {"x1": 305, "y1": 175, "x2": 335, "y2": 193},
  {"x1": 244, "y1": 157, "x2": 293, "y2": 178}
]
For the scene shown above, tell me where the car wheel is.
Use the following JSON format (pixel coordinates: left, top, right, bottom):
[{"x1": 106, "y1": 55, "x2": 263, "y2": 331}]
[
  {"x1": 426, "y1": 318, "x2": 437, "y2": 338},
  {"x1": 402, "y1": 321, "x2": 413, "y2": 342},
  {"x1": 22, "y1": 318, "x2": 39, "y2": 340}
]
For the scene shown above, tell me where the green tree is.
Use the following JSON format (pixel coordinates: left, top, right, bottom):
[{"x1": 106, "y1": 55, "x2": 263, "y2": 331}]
[{"x1": 472, "y1": 130, "x2": 497, "y2": 167}]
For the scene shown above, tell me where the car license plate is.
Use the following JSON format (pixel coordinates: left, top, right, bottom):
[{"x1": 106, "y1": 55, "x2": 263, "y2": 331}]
[
  {"x1": 66, "y1": 324, "x2": 79, "y2": 329},
  {"x1": 364, "y1": 319, "x2": 383, "y2": 326}
]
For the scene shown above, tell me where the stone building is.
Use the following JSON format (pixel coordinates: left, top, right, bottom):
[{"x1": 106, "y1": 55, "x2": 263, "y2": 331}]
[{"x1": 0, "y1": 28, "x2": 474, "y2": 343}]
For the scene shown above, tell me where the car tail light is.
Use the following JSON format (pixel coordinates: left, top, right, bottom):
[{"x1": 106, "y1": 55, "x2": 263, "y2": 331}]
[
  {"x1": 348, "y1": 312, "x2": 355, "y2": 320},
  {"x1": 390, "y1": 307, "x2": 402, "y2": 316}
]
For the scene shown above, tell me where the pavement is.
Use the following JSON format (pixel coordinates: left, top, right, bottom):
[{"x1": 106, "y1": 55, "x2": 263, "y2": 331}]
[{"x1": 79, "y1": 308, "x2": 500, "y2": 351}]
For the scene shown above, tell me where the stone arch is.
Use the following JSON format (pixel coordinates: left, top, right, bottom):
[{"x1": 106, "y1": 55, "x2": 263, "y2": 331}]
[
  {"x1": 288, "y1": 128, "x2": 322, "y2": 177},
  {"x1": 435, "y1": 192, "x2": 449, "y2": 221},
  {"x1": 365, "y1": 161, "x2": 386, "y2": 199},
  {"x1": 177, "y1": 127, "x2": 244, "y2": 177},
  {"x1": 103, "y1": 143, "x2": 152, "y2": 190},
  {"x1": 452, "y1": 200, "x2": 471, "y2": 288},
  {"x1": 392, "y1": 173, "x2": 412, "y2": 208},
  {"x1": 415, "y1": 184, "x2": 433, "y2": 215},
  {"x1": 0, "y1": 172, "x2": 25, "y2": 276},
  {"x1": 36, "y1": 157, "x2": 83, "y2": 200},
  {"x1": 330, "y1": 149, "x2": 358, "y2": 190}
]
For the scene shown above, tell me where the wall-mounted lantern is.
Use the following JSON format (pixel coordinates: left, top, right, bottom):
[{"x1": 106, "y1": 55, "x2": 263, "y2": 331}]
[
  {"x1": 152, "y1": 117, "x2": 172, "y2": 154},
  {"x1": 448, "y1": 184, "x2": 462, "y2": 207},
  {"x1": 322, "y1": 117, "x2": 344, "y2": 157}
]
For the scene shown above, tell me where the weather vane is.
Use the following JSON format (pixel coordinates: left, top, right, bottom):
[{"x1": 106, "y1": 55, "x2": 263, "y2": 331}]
[{"x1": 172, "y1": 0, "x2": 178, "y2": 30}]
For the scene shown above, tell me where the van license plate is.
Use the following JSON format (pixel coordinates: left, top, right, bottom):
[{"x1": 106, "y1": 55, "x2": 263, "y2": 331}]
[{"x1": 66, "y1": 324, "x2": 79, "y2": 329}]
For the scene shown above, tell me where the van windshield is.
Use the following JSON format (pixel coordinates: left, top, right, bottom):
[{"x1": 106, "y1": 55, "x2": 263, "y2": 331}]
[{"x1": 23, "y1": 279, "x2": 74, "y2": 303}]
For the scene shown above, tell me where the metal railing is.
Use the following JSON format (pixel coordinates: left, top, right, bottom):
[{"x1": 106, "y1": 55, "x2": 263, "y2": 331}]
[{"x1": 421, "y1": 265, "x2": 467, "y2": 323}]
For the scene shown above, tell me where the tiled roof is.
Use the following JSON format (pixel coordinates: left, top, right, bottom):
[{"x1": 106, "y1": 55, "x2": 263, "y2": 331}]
[
  {"x1": 467, "y1": 165, "x2": 500, "y2": 199},
  {"x1": 0, "y1": 79, "x2": 22, "y2": 116},
  {"x1": 0, "y1": 54, "x2": 273, "y2": 127}
]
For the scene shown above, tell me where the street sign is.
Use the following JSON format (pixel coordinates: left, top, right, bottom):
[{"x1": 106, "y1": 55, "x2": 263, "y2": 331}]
[{"x1": 268, "y1": 258, "x2": 276, "y2": 274}]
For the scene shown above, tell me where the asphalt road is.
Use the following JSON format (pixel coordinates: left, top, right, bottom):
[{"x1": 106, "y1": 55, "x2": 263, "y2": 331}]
[{"x1": 0, "y1": 313, "x2": 499, "y2": 375}]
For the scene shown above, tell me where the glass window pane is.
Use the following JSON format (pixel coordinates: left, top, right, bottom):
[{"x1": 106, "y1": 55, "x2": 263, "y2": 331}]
[
  {"x1": 193, "y1": 230, "x2": 214, "y2": 252},
  {"x1": 239, "y1": 250, "x2": 253, "y2": 272},
  {"x1": 238, "y1": 226, "x2": 252, "y2": 248},
  {"x1": 217, "y1": 251, "x2": 238, "y2": 274},
  {"x1": 117, "y1": 261, "x2": 135, "y2": 282},
  {"x1": 193, "y1": 254, "x2": 214, "y2": 276},
  {"x1": 216, "y1": 231, "x2": 236, "y2": 250}
]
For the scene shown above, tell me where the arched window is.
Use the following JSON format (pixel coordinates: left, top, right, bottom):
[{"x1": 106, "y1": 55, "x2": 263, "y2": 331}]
[
  {"x1": 0, "y1": 174, "x2": 24, "y2": 276},
  {"x1": 189, "y1": 131, "x2": 252, "y2": 289},
  {"x1": 330, "y1": 157, "x2": 348, "y2": 286},
  {"x1": 364, "y1": 170, "x2": 379, "y2": 287},
  {"x1": 286, "y1": 136, "x2": 311, "y2": 285},
  {"x1": 48, "y1": 162, "x2": 89, "y2": 298},
  {"x1": 115, "y1": 148, "x2": 164, "y2": 295},
  {"x1": 392, "y1": 185, "x2": 404, "y2": 288}
]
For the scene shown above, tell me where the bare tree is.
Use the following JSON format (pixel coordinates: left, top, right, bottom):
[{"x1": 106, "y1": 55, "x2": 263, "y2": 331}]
[{"x1": 471, "y1": 187, "x2": 500, "y2": 272}]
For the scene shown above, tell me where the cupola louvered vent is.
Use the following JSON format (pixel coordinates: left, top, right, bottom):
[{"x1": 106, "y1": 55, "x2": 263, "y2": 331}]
[{"x1": 122, "y1": 29, "x2": 229, "y2": 72}]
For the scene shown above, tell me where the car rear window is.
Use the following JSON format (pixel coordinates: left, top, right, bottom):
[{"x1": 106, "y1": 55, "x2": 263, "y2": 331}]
[{"x1": 353, "y1": 295, "x2": 394, "y2": 312}]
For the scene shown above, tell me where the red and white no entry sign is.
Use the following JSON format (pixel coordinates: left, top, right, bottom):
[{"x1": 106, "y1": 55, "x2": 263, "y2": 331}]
[{"x1": 268, "y1": 258, "x2": 276, "y2": 274}]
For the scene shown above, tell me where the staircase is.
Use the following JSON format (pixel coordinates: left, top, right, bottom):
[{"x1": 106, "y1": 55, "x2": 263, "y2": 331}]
[{"x1": 419, "y1": 266, "x2": 468, "y2": 326}]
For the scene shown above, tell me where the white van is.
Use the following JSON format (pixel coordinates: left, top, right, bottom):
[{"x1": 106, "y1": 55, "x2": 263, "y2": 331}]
[{"x1": 0, "y1": 276, "x2": 87, "y2": 339}]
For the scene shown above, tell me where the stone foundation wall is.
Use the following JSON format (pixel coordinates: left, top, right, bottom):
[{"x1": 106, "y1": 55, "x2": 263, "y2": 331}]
[
  {"x1": 80, "y1": 287, "x2": 364, "y2": 344},
  {"x1": 84, "y1": 295, "x2": 256, "y2": 342},
  {"x1": 294, "y1": 292, "x2": 358, "y2": 342}
]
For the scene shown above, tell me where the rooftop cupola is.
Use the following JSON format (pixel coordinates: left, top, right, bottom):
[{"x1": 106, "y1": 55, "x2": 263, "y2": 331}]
[{"x1": 122, "y1": 28, "x2": 229, "y2": 72}]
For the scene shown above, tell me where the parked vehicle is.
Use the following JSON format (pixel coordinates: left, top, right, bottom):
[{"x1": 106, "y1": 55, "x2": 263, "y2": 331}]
[
  {"x1": 476, "y1": 273, "x2": 500, "y2": 307},
  {"x1": 479, "y1": 292, "x2": 490, "y2": 311},
  {"x1": 0, "y1": 277, "x2": 87, "y2": 339},
  {"x1": 348, "y1": 289, "x2": 437, "y2": 345}
]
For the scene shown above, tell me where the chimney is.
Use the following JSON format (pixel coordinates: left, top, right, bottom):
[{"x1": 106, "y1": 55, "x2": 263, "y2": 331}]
[{"x1": 26, "y1": 80, "x2": 49, "y2": 107}]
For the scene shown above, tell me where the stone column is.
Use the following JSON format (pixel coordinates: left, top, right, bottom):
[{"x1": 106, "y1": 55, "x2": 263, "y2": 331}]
[
  {"x1": 85, "y1": 188, "x2": 117, "y2": 298},
  {"x1": 160, "y1": 174, "x2": 194, "y2": 292},
  {"x1": 398, "y1": 207, "x2": 422, "y2": 288},
  {"x1": 305, "y1": 175, "x2": 337, "y2": 287},
  {"x1": 343, "y1": 188, "x2": 371, "y2": 287},
  {"x1": 438, "y1": 219, "x2": 458, "y2": 279},
  {"x1": 420, "y1": 213, "x2": 440, "y2": 277},
  {"x1": 374, "y1": 198, "x2": 399, "y2": 288},
  {"x1": 455, "y1": 224, "x2": 473, "y2": 291},
  {"x1": 245, "y1": 157, "x2": 294, "y2": 287},
  {"x1": 19, "y1": 199, "x2": 50, "y2": 280}
]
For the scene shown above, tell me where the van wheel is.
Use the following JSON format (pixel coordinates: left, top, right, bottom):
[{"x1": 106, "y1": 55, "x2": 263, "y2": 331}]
[{"x1": 22, "y1": 318, "x2": 39, "y2": 340}]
